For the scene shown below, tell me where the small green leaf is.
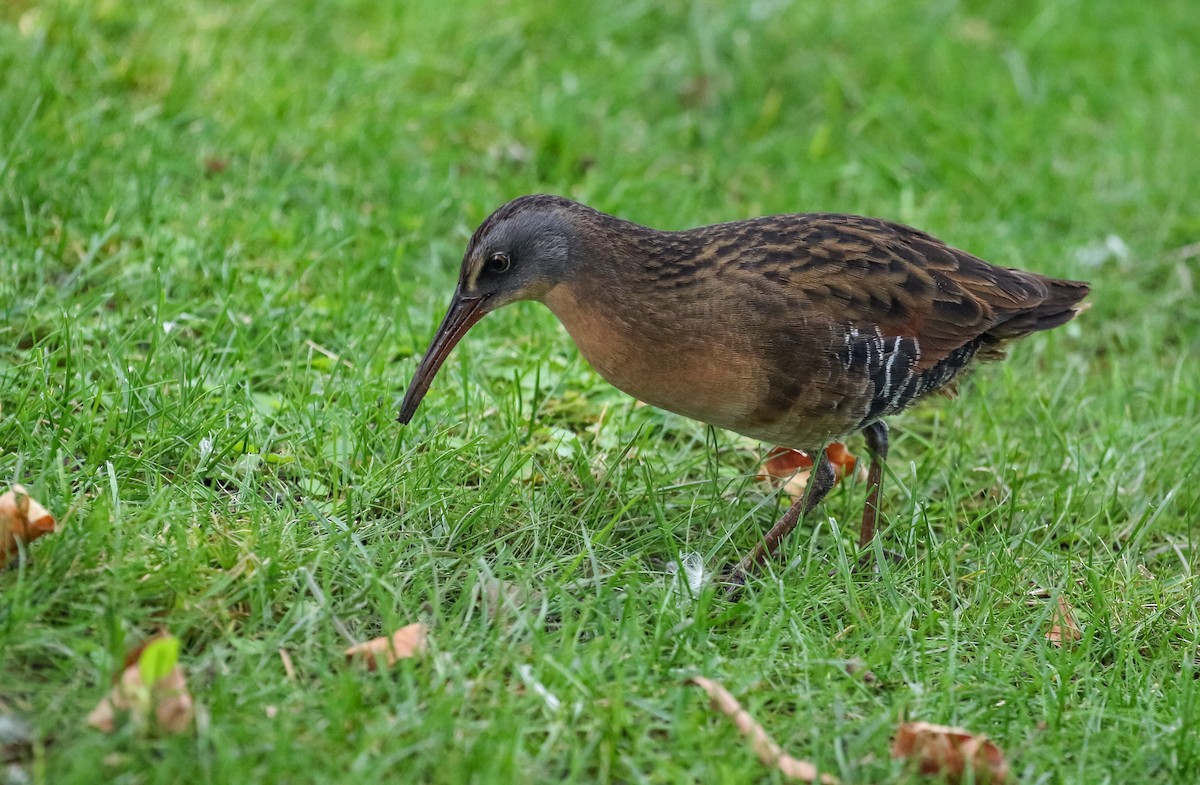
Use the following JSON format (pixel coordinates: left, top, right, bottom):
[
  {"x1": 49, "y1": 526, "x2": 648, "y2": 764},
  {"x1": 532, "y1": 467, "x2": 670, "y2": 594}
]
[{"x1": 138, "y1": 636, "x2": 181, "y2": 688}]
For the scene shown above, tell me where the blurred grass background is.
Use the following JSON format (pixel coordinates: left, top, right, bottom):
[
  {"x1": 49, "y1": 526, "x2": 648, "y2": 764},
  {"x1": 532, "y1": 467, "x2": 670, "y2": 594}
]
[{"x1": 1, "y1": 1, "x2": 1197, "y2": 783}]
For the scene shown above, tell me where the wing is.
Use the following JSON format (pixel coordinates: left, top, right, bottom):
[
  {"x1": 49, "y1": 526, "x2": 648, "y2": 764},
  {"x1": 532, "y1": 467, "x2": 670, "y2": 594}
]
[
  {"x1": 691, "y1": 213, "x2": 1088, "y2": 429},
  {"x1": 757, "y1": 214, "x2": 1075, "y2": 369}
]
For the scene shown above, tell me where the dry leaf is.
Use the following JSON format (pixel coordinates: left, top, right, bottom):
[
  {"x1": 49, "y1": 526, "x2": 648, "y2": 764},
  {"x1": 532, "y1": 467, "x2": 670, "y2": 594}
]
[
  {"x1": 475, "y1": 577, "x2": 541, "y2": 624},
  {"x1": 278, "y1": 647, "x2": 297, "y2": 682},
  {"x1": 760, "y1": 446, "x2": 816, "y2": 479},
  {"x1": 824, "y1": 443, "x2": 865, "y2": 480},
  {"x1": 1046, "y1": 596, "x2": 1083, "y2": 646},
  {"x1": 891, "y1": 721, "x2": 1008, "y2": 784},
  {"x1": 0, "y1": 485, "x2": 56, "y2": 567},
  {"x1": 87, "y1": 634, "x2": 194, "y2": 735},
  {"x1": 689, "y1": 677, "x2": 838, "y2": 784},
  {"x1": 345, "y1": 623, "x2": 428, "y2": 671},
  {"x1": 758, "y1": 444, "x2": 866, "y2": 501}
]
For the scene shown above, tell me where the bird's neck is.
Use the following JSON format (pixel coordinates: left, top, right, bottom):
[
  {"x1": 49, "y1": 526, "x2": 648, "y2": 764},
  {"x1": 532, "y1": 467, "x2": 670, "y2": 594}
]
[{"x1": 566, "y1": 214, "x2": 685, "y2": 287}]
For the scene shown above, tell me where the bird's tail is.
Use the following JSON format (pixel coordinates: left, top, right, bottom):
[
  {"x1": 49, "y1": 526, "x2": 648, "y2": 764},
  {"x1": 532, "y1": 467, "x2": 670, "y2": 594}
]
[{"x1": 989, "y1": 276, "x2": 1091, "y2": 340}]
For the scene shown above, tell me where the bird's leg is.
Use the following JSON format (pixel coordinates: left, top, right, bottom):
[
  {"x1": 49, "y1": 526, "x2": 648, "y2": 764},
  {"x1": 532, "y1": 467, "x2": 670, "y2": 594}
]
[
  {"x1": 725, "y1": 448, "x2": 836, "y2": 592},
  {"x1": 858, "y1": 421, "x2": 889, "y2": 551}
]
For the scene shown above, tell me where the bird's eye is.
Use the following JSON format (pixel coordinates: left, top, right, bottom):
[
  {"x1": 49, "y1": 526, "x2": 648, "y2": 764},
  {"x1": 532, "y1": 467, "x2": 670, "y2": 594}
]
[{"x1": 486, "y1": 252, "x2": 511, "y2": 274}]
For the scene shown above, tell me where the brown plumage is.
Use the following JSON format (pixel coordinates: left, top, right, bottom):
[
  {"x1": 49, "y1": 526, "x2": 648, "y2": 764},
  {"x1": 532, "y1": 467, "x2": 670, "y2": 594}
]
[{"x1": 398, "y1": 195, "x2": 1090, "y2": 588}]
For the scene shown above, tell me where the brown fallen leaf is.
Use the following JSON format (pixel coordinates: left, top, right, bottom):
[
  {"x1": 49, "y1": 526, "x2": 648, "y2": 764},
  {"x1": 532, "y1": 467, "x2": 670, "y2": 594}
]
[
  {"x1": 344, "y1": 622, "x2": 428, "y2": 671},
  {"x1": 688, "y1": 677, "x2": 838, "y2": 784},
  {"x1": 759, "y1": 444, "x2": 866, "y2": 502},
  {"x1": 0, "y1": 484, "x2": 56, "y2": 567},
  {"x1": 87, "y1": 633, "x2": 194, "y2": 735},
  {"x1": 823, "y1": 442, "x2": 863, "y2": 480},
  {"x1": 891, "y1": 721, "x2": 1008, "y2": 784},
  {"x1": 475, "y1": 576, "x2": 541, "y2": 624},
  {"x1": 1046, "y1": 596, "x2": 1083, "y2": 647},
  {"x1": 279, "y1": 647, "x2": 297, "y2": 682}
]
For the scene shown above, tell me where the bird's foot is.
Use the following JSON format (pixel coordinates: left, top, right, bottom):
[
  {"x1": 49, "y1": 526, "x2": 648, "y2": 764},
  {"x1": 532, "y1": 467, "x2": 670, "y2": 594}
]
[{"x1": 719, "y1": 564, "x2": 750, "y2": 601}]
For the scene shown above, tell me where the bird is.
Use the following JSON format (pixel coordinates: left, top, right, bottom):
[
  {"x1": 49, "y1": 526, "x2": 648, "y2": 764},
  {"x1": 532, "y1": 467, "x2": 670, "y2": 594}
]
[{"x1": 397, "y1": 194, "x2": 1090, "y2": 588}]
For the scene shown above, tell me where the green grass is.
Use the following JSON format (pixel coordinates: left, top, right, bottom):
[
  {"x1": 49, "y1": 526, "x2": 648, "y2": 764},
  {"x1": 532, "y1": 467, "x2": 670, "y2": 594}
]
[{"x1": 2, "y1": 0, "x2": 1198, "y2": 782}]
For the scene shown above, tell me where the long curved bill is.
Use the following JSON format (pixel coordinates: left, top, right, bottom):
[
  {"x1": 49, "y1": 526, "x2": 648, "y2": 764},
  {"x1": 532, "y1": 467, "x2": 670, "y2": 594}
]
[{"x1": 397, "y1": 291, "x2": 489, "y2": 424}]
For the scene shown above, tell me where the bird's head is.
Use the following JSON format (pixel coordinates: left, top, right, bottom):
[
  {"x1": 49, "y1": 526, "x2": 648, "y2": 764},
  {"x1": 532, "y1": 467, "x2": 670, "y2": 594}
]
[{"x1": 397, "y1": 195, "x2": 583, "y2": 423}]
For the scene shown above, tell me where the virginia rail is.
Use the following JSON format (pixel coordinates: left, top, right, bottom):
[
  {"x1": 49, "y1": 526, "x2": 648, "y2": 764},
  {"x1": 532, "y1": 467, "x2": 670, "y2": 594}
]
[{"x1": 398, "y1": 195, "x2": 1089, "y2": 586}]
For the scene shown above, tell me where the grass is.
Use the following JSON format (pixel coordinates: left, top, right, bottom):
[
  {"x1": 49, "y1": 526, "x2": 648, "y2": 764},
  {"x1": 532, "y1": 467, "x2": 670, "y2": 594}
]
[{"x1": 1, "y1": 0, "x2": 1198, "y2": 782}]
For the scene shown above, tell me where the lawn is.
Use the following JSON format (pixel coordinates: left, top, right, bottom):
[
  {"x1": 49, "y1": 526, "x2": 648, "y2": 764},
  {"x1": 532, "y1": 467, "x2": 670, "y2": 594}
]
[{"x1": 1, "y1": 1, "x2": 1198, "y2": 782}]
